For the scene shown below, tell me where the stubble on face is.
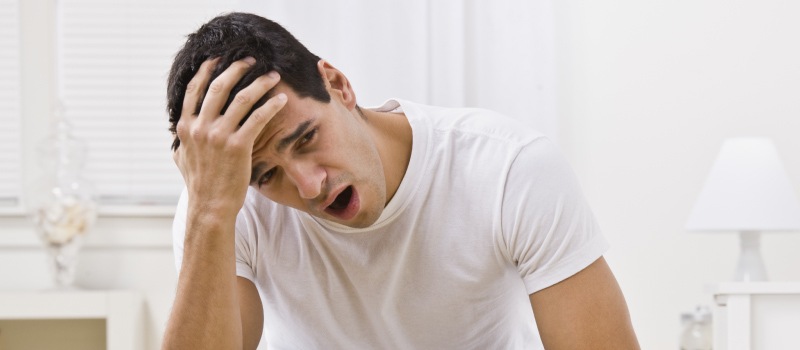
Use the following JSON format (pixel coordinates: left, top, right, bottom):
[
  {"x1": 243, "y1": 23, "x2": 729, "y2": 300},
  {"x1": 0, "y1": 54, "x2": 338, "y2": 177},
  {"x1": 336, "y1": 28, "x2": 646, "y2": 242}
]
[{"x1": 315, "y1": 145, "x2": 387, "y2": 228}]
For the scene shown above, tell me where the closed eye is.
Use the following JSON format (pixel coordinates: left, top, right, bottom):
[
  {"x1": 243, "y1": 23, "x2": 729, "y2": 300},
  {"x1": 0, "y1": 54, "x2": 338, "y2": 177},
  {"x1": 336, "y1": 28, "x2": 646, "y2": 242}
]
[
  {"x1": 297, "y1": 128, "x2": 317, "y2": 148},
  {"x1": 258, "y1": 168, "x2": 276, "y2": 187}
]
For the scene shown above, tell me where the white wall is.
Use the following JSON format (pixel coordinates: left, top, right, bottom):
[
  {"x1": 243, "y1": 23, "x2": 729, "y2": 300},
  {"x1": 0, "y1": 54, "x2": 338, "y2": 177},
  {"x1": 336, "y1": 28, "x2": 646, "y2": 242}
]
[{"x1": 555, "y1": 1, "x2": 800, "y2": 348}]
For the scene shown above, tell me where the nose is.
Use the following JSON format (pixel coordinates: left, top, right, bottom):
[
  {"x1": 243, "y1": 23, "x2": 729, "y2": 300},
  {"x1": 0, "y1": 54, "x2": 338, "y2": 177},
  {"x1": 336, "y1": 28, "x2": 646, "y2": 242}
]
[{"x1": 286, "y1": 159, "x2": 325, "y2": 199}]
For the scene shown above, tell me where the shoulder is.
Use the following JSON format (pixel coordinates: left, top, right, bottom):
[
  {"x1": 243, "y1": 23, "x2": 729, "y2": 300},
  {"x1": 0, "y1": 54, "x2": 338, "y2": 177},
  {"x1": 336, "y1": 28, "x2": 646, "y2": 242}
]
[{"x1": 400, "y1": 100, "x2": 543, "y2": 144}]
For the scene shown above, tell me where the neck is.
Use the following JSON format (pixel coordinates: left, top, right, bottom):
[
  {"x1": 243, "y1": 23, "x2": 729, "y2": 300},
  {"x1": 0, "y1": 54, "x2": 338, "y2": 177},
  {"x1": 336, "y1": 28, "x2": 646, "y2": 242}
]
[{"x1": 361, "y1": 107, "x2": 412, "y2": 204}]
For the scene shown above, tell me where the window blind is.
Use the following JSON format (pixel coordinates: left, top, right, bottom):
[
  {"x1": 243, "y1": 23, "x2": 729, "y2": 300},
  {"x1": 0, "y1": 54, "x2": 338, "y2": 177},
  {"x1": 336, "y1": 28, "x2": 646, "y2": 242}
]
[
  {"x1": 59, "y1": 0, "x2": 239, "y2": 206},
  {"x1": 0, "y1": 0, "x2": 22, "y2": 208}
]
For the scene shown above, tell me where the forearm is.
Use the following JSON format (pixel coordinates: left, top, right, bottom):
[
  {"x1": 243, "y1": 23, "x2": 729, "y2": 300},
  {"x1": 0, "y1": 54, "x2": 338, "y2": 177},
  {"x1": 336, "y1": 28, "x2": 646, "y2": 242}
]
[{"x1": 163, "y1": 213, "x2": 242, "y2": 350}]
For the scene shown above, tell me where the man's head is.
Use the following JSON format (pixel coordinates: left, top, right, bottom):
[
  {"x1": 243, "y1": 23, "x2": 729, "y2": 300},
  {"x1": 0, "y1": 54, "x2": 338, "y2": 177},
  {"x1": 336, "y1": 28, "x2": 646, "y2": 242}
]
[
  {"x1": 167, "y1": 12, "x2": 408, "y2": 228},
  {"x1": 167, "y1": 12, "x2": 329, "y2": 150}
]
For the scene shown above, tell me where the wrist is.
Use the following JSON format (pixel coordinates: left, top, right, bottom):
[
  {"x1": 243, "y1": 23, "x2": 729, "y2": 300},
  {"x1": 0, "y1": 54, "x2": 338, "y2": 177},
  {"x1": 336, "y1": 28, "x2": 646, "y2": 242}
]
[
  {"x1": 187, "y1": 200, "x2": 240, "y2": 228},
  {"x1": 183, "y1": 209, "x2": 237, "y2": 251}
]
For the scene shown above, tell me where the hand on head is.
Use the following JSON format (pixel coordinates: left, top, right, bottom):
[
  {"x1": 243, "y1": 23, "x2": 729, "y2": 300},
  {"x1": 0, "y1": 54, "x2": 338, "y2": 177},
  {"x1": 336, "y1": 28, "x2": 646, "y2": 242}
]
[{"x1": 172, "y1": 57, "x2": 287, "y2": 218}]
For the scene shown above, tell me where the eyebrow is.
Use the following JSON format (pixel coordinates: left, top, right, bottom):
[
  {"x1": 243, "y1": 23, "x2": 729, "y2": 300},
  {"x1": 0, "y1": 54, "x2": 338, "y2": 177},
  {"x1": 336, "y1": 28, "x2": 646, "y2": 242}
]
[
  {"x1": 250, "y1": 119, "x2": 315, "y2": 183},
  {"x1": 276, "y1": 119, "x2": 313, "y2": 152}
]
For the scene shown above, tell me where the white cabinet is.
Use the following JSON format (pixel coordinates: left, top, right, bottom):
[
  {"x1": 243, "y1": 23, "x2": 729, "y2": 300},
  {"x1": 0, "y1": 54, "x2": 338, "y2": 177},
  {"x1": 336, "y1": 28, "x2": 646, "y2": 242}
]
[
  {"x1": 710, "y1": 282, "x2": 800, "y2": 350},
  {"x1": 0, "y1": 290, "x2": 143, "y2": 350}
]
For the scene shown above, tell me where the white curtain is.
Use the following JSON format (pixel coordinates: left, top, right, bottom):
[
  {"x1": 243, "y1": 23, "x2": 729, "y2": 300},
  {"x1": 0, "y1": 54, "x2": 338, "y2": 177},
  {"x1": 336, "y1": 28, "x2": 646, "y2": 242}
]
[
  {"x1": 0, "y1": 0, "x2": 22, "y2": 209},
  {"x1": 241, "y1": 0, "x2": 558, "y2": 137}
]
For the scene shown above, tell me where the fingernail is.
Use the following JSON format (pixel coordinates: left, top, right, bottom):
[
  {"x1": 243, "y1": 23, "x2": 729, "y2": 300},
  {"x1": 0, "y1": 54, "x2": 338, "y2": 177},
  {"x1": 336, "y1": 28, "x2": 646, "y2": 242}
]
[
  {"x1": 268, "y1": 71, "x2": 279, "y2": 79},
  {"x1": 276, "y1": 93, "x2": 287, "y2": 102},
  {"x1": 244, "y1": 56, "x2": 256, "y2": 64}
]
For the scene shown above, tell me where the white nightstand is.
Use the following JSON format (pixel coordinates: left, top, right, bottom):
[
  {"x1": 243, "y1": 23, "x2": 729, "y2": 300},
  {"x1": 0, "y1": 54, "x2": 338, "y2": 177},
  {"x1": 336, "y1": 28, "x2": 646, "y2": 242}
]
[
  {"x1": 0, "y1": 290, "x2": 144, "y2": 350},
  {"x1": 709, "y1": 282, "x2": 800, "y2": 350}
]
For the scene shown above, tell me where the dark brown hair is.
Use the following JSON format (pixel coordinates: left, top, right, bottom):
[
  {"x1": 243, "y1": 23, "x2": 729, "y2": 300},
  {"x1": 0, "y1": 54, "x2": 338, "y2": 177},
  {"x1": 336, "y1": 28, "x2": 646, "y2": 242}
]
[{"x1": 166, "y1": 12, "x2": 330, "y2": 150}]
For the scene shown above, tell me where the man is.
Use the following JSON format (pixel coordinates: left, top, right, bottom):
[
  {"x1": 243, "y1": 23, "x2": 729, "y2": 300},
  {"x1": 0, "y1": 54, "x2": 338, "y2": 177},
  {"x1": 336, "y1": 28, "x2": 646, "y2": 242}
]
[{"x1": 164, "y1": 12, "x2": 639, "y2": 350}]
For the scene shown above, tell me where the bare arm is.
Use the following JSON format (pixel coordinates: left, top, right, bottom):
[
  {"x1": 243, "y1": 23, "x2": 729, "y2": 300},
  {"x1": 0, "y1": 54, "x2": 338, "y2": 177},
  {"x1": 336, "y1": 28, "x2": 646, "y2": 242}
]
[
  {"x1": 162, "y1": 57, "x2": 285, "y2": 350},
  {"x1": 529, "y1": 257, "x2": 640, "y2": 349},
  {"x1": 238, "y1": 277, "x2": 265, "y2": 350}
]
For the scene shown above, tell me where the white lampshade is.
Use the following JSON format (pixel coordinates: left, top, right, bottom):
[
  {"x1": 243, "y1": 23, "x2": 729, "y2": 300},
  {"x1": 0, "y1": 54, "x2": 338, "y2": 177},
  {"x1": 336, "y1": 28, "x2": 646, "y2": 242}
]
[
  {"x1": 686, "y1": 138, "x2": 800, "y2": 281},
  {"x1": 686, "y1": 138, "x2": 800, "y2": 232}
]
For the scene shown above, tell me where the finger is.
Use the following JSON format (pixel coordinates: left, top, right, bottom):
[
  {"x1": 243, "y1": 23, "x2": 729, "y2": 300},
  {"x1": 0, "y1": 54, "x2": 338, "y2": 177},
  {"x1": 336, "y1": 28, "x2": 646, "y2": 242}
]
[
  {"x1": 197, "y1": 57, "x2": 256, "y2": 124},
  {"x1": 238, "y1": 93, "x2": 288, "y2": 142},
  {"x1": 217, "y1": 71, "x2": 281, "y2": 133},
  {"x1": 181, "y1": 58, "x2": 219, "y2": 118}
]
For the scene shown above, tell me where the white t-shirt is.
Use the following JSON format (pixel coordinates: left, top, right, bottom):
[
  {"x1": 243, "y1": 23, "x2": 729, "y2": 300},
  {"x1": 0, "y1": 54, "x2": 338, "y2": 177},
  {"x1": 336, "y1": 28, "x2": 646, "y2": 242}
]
[{"x1": 173, "y1": 99, "x2": 608, "y2": 349}]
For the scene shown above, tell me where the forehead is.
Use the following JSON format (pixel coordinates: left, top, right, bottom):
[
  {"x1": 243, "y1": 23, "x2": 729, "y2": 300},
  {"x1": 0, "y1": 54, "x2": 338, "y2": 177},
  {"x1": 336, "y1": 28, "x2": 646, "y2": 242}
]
[
  {"x1": 257, "y1": 84, "x2": 306, "y2": 132},
  {"x1": 252, "y1": 85, "x2": 324, "y2": 152}
]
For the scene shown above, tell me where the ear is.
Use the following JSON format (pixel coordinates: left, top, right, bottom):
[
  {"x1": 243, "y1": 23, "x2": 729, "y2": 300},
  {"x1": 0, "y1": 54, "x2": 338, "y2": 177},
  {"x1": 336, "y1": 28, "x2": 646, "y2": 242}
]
[{"x1": 317, "y1": 60, "x2": 357, "y2": 110}]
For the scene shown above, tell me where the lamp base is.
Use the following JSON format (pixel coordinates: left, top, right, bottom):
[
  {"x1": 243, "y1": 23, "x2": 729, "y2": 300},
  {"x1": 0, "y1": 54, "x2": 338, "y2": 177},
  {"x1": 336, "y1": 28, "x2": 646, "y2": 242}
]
[{"x1": 734, "y1": 231, "x2": 768, "y2": 282}]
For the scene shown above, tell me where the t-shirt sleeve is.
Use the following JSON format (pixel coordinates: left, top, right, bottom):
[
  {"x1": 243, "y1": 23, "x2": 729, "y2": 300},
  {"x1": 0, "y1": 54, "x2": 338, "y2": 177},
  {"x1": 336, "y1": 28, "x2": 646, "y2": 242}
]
[
  {"x1": 234, "y1": 212, "x2": 258, "y2": 283},
  {"x1": 171, "y1": 188, "x2": 189, "y2": 272},
  {"x1": 171, "y1": 187, "x2": 259, "y2": 284},
  {"x1": 499, "y1": 137, "x2": 609, "y2": 294}
]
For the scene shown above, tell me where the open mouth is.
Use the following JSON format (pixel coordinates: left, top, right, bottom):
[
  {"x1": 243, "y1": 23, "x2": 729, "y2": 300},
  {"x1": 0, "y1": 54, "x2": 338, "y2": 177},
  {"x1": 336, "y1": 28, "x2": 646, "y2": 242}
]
[
  {"x1": 324, "y1": 185, "x2": 358, "y2": 220},
  {"x1": 328, "y1": 186, "x2": 353, "y2": 211}
]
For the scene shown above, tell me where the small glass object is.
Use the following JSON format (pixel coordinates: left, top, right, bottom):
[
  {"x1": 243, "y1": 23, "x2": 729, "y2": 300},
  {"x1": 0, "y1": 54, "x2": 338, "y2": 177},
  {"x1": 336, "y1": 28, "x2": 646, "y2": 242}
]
[
  {"x1": 679, "y1": 305, "x2": 713, "y2": 350},
  {"x1": 30, "y1": 116, "x2": 97, "y2": 289}
]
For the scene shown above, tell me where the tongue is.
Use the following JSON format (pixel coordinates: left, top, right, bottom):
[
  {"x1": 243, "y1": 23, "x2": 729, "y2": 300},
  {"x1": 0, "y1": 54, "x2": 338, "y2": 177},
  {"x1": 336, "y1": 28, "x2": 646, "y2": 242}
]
[{"x1": 329, "y1": 186, "x2": 352, "y2": 210}]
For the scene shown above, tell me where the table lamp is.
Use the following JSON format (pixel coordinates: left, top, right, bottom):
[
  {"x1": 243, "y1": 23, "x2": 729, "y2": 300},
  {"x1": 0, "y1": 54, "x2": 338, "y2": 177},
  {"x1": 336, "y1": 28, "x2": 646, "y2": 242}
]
[{"x1": 686, "y1": 137, "x2": 800, "y2": 281}]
